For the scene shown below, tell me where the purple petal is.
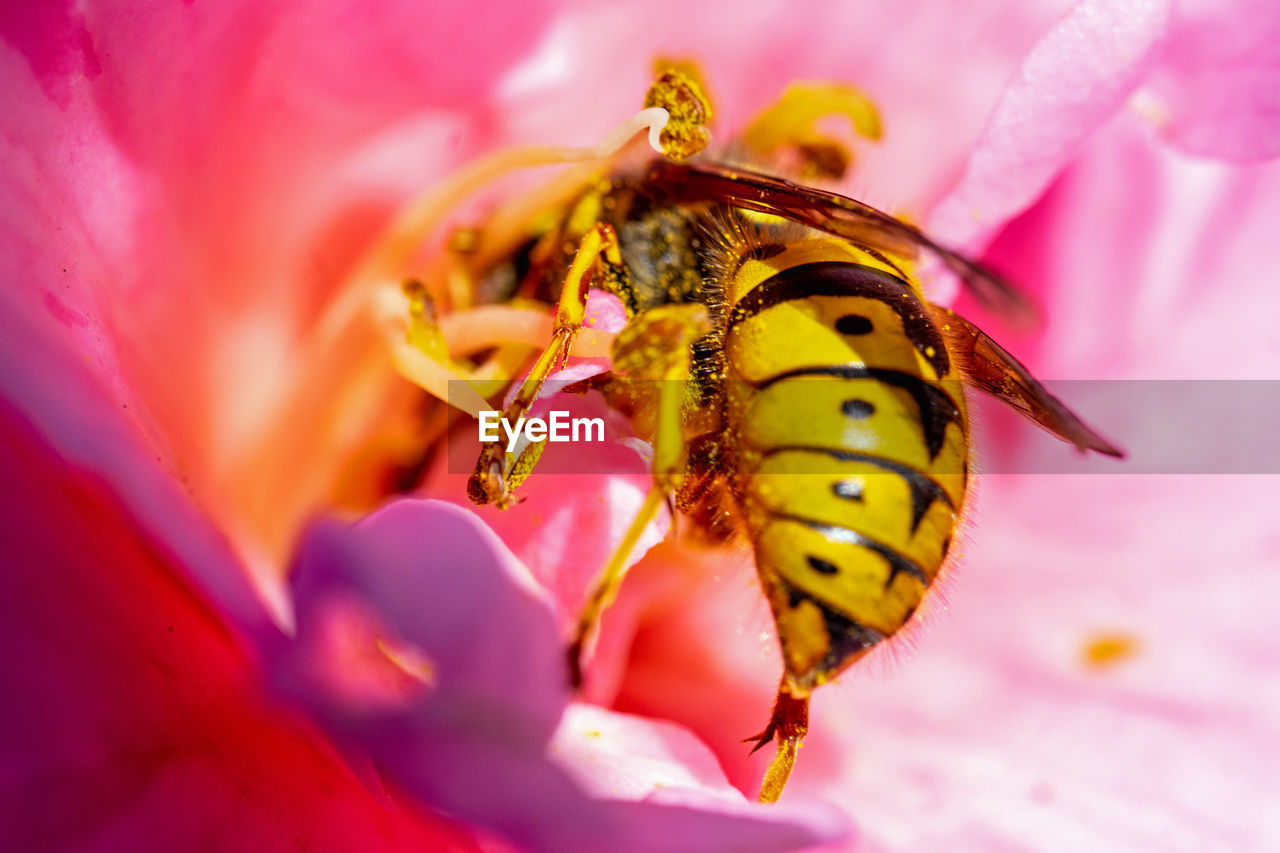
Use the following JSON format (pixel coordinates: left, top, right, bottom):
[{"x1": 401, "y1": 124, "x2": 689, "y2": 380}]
[
  {"x1": 268, "y1": 499, "x2": 846, "y2": 852},
  {"x1": 0, "y1": 403, "x2": 478, "y2": 850}
]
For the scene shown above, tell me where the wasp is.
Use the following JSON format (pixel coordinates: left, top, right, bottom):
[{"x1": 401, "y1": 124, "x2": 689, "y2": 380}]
[{"x1": 379, "y1": 68, "x2": 1123, "y2": 802}]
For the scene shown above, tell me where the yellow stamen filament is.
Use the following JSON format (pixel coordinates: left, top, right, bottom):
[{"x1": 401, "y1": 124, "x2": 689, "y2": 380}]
[
  {"x1": 438, "y1": 306, "x2": 615, "y2": 358},
  {"x1": 385, "y1": 334, "x2": 489, "y2": 418},
  {"x1": 328, "y1": 105, "x2": 676, "y2": 416},
  {"x1": 742, "y1": 82, "x2": 881, "y2": 179},
  {"x1": 207, "y1": 99, "x2": 685, "y2": 604},
  {"x1": 361, "y1": 106, "x2": 672, "y2": 292}
]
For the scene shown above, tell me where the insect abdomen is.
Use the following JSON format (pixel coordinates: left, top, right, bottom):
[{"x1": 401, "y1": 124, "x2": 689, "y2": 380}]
[{"x1": 722, "y1": 246, "x2": 967, "y2": 688}]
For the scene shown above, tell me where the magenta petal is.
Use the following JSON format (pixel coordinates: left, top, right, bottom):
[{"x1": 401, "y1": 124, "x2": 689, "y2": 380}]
[
  {"x1": 0, "y1": 0, "x2": 560, "y2": 600},
  {"x1": 0, "y1": 0, "x2": 100, "y2": 109},
  {"x1": 930, "y1": 0, "x2": 1172, "y2": 257},
  {"x1": 0, "y1": 7, "x2": 275, "y2": 632},
  {"x1": 270, "y1": 499, "x2": 846, "y2": 852},
  {"x1": 553, "y1": 704, "x2": 850, "y2": 852},
  {"x1": 785, "y1": 474, "x2": 1280, "y2": 851},
  {"x1": 553, "y1": 702, "x2": 769, "y2": 801},
  {"x1": 0, "y1": 302, "x2": 275, "y2": 637},
  {"x1": 980, "y1": 118, "x2": 1280, "y2": 378},
  {"x1": 0, "y1": 404, "x2": 477, "y2": 851},
  {"x1": 499, "y1": 0, "x2": 1070, "y2": 212}
]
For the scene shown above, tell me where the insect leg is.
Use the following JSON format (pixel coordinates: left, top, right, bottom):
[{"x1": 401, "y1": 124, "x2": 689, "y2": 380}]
[
  {"x1": 565, "y1": 485, "x2": 667, "y2": 688},
  {"x1": 467, "y1": 222, "x2": 629, "y2": 507},
  {"x1": 567, "y1": 303, "x2": 712, "y2": 687},
  {"x1": 673, "y1": 431, "x2": 741, "y2": 545},
  {"x1": 745, "y1": 684, "x2": 810, "y2": 803}
]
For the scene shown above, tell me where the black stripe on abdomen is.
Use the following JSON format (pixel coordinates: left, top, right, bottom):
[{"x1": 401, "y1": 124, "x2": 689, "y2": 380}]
[
  {"x1": 761, "y1": 444, "x2": 954, "y2": 532},
  {"x1": 728, "y1": 261, "x2": 950, "y2": 378},
  {"x1": 755, "y1": 365, "x2": 964, "y2": 460},
  {"x1": 774, "y1": 513, "x2": 930, "y2": 587},
  {"x1": 782, "y1": 581, "x2": 886, "y2": 672}
]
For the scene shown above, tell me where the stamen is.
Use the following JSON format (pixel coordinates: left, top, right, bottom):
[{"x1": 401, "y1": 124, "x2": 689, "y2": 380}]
[
  {"x1": 313, "y1": 75, "x2": 704, "y2": 435},
  {"x1": 337, "y1": 100, "x2": 682, "y2": 416},
  {"x1": 371, "y1": 283, "x2": 490, "y2": 417},
  {"x1": 593, "y1": 107, "x2": 672, "y2": 158},
  {"x1": 743, "y1": 82, "x2": 882, "y2": 180},
  {"x1": 385, "y1": 334, "x2": 490, "y2": 419},
  {"x1": 438, "y1": 306, "x2": 615, "y2": 358},
  {"x1": 644, "y1": 69, "x2": 713, "y2": 161},
  {"x1": 356, "y1": 105, "x2": 679, "y2": 292}
]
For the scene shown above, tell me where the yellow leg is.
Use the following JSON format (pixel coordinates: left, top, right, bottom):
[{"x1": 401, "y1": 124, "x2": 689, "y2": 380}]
[
  {"x1": 566, "y1": 486, "x2": 667, "y2": 687},
  {"x1": 745, "y1": 683, "x2": 811, "y2": 802},
  {"x1": 467, "y1": 222, "x2": 627, "y2": 507},
  {"x1": 566, "y1": 303, "x2": 712, "y2": 687}
]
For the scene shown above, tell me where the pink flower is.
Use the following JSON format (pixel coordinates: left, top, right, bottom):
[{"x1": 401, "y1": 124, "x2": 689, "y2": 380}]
[
  {"x1": 0, "y1": 1, "x2": 843, "y2": 848},
  {"x1": 3, "y1": 1, "x2": 1279, "y2": 851}
]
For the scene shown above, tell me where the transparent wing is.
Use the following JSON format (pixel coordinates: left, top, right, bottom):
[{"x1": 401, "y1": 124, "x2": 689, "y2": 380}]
[
  {"x1": 934, "y1": 307, "x2": 1124, "y2": 457},
  {"x1": 646, "y1": 160, "x2": 1035, "y2": 324}
]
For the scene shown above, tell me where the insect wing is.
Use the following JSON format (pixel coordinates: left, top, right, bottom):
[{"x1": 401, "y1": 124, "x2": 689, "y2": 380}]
[
  {"x1": 934, "y1": 307, "x2": 1123, "y2": 457},
  {"x1": 646, "y1": 160, "x2": 1035, "y2": 324}
]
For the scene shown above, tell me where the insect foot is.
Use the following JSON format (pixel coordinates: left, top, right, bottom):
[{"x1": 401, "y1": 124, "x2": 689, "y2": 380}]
[{"x1": 746, "y1": 685, "x2": 811, "y2": 803}]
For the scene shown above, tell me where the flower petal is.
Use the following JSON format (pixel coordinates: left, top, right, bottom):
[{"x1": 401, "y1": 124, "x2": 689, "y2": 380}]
[
  {"x1": 785, "y1": 475, "x2": 1280, "y2": 852},
  {"x1": 268, "y1": 499, "x2": 847, "y2": 852},
  {"x1": 1139, "y1": 0, "x2": 1280, "y2": 162},
  {"x1": 0, "y1": 403, "x2": 477, "y2": 851},
  {"x1": 0, "y1": 0, "x2": 558, "y2": 594},
  {"x1": 929, "y1": 0, "x2": 1172, "y2": 263},
  {"x1": 426, "y1": 389, "x2": 671, "y2": 638},
  {"x1": 553, "y1": 703, "x2": 750, "y2": 799},
  {"x1": 553, "y1": 704, "x2": 850, "y2": 849},
  {"x1": 0, "y1": 280, "x2": 273, "y2": 633},
  {"x1": 502, "y1": 0, "x2": 1074, "y2": 212},
  {"x1": 979, "y1": 117, "x2": 1280, "y2": 379},
  {"x1": 601, "y1": 541, "x2": 784, "y2": 788},
  {"x1": 278, "y1": 500, "x2": 567, "y2": 735}
]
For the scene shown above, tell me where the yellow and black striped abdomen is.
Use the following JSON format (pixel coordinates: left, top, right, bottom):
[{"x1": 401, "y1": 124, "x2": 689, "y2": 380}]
[{"x1": 722, "y1": 248, "x2": 967, "y2": 689}]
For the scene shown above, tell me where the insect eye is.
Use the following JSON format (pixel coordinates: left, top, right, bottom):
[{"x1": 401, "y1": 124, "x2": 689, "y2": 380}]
[{"x1": 835, "y1": 314, "x2": 873, "y2": 335}]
